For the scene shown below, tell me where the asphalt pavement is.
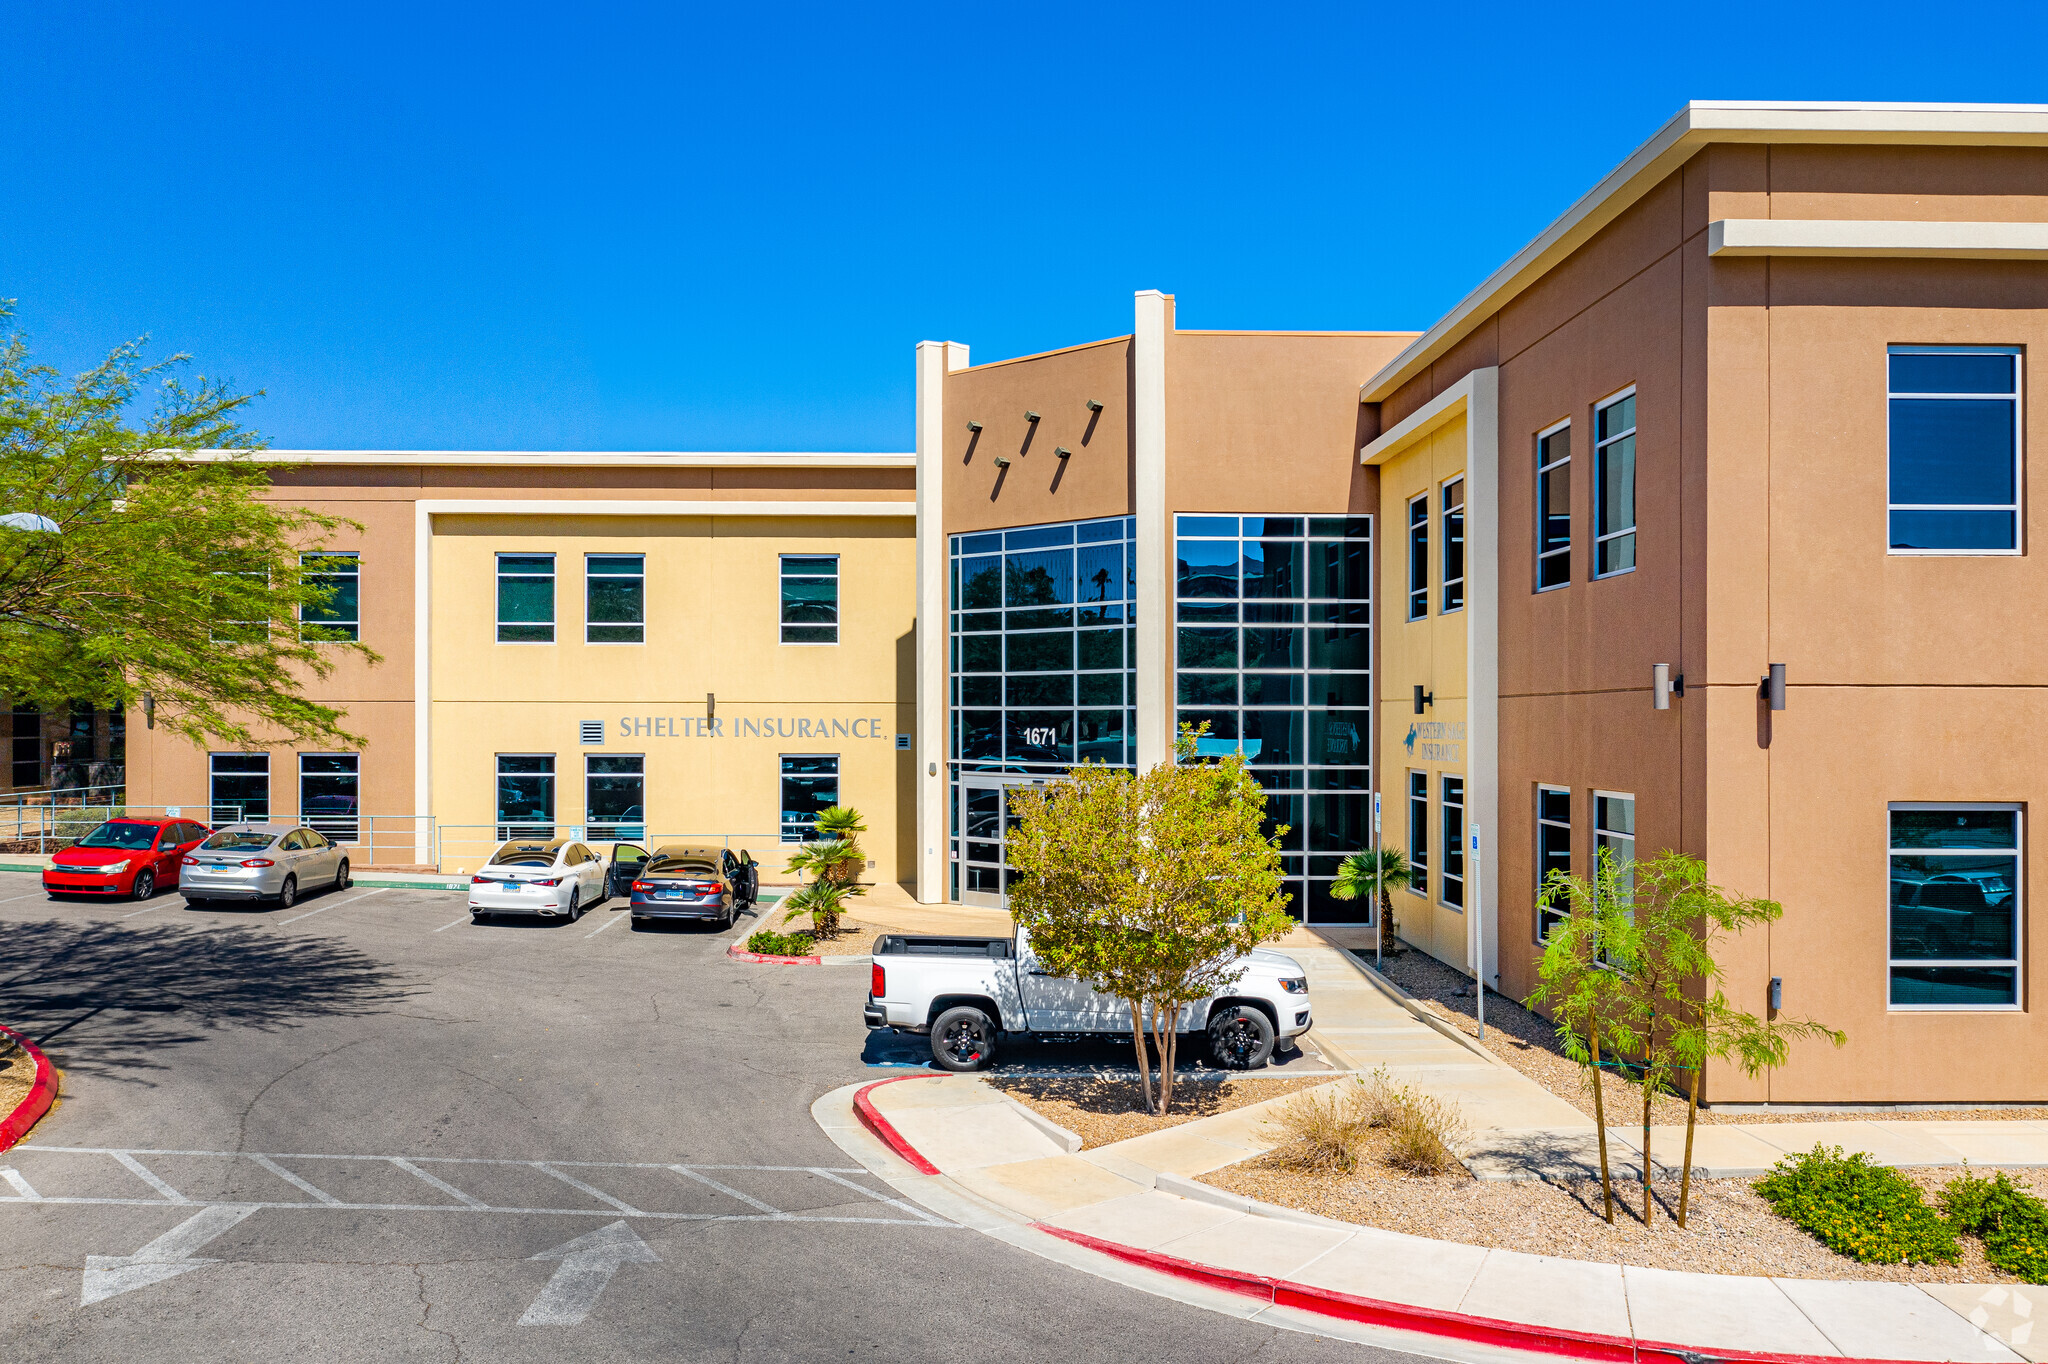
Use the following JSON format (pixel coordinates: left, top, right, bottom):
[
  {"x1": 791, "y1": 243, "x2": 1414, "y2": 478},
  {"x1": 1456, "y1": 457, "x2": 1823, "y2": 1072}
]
[{"x1": 0, "y1": 870, "x2": 1422, "y2": 1362}]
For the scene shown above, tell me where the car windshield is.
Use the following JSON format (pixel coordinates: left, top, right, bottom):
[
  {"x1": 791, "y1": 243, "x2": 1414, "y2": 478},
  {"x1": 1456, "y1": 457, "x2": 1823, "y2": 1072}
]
[
  {"x1": 490, "y1": 846, "x2": 558, "y2": 867},
  {"x1": 202, "y1": 831, "x2": 277, "y2": 851},
  {"x1": 76, "y1": 823, "x2": 161, "y2": 850}
]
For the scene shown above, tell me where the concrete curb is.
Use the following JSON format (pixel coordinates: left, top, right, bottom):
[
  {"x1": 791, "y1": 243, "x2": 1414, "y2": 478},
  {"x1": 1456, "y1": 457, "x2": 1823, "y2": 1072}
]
[
  {"x1": 854, "y1": 1075, "x2": 1972, "y2": 1364},
  {"x1": 0, "y1": 1023, "x2": 57, "y2": 1152},
  {"x1": 1001, "y1": 1097, "x2": 1084, "y2": 1153},
  {"x1": 852, "y1": 1076, "x2": 940, "y2": 1175}
]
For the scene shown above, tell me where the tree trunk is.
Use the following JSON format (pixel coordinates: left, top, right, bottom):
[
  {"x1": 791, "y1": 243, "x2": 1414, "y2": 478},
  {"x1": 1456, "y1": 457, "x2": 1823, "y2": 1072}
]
[
  {"x1": 1128, "y1": 999, "x2": 1156, "y2": 1113},
  {"x1": 1677, "y1": 1055, "x2": 1702, "y2": 1229},
  {"x1": 1155, "y1": 1008, "x2": 1178, "y2": 1116},
  {"x1": 1588, "y1": 1019, "x2": 1614, "y2": 1223},
  {"x1": 1640, "y1": 1079, "x2": 1653, "y2": 1230}
]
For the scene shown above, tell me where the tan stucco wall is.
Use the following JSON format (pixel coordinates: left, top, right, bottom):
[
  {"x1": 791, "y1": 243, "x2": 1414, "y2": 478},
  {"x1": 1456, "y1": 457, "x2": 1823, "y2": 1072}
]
[{"x1": 942, "y1": 338, "x2": 1133, "y2": 535}]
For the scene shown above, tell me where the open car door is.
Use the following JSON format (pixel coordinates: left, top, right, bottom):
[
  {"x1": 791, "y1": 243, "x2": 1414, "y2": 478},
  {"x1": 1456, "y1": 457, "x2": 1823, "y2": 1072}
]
[
  {"x1": 734, "y1": 850, "x2": 759, "y2": 908},
  {"x1": 607, "y1": 844, "x2": 649, "y2": 900}
]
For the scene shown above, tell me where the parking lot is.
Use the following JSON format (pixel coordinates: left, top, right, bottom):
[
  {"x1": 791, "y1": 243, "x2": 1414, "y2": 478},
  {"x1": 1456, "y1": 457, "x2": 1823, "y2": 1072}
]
[{"x1": 0, "y1": 870, "x2": 1405, "y2": 1363}]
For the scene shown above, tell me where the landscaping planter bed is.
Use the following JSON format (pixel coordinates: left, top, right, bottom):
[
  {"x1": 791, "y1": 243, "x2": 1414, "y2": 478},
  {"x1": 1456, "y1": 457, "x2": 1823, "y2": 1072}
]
[
  {"x1": 995, "y1": 1075, "x2": 1332, "y2": 1150},
  {"x1": 1198, "y1": 1125, "x2": 2048, "y2": 1283},
  {"x1": 0, "y1": 1036, "x2": 34, "y2": 1120}
]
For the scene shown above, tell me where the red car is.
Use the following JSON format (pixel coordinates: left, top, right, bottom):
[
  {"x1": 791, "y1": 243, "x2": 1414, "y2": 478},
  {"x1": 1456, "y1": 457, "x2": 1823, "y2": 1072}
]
[{"x1": 43, "y1": 817, "x2": 213, "y2": 901}]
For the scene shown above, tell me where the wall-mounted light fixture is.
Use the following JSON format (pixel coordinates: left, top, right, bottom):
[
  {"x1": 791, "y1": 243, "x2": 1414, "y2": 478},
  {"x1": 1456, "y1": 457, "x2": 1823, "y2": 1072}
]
[
  {"x1": 707, "y1": 692, "x2": 716, "y2": 720},
  {"x1": 1769, "y1": 976, "x2": 1783, "y2": 1013},
  {"x1": 966, "y1": 420, "x2": 982, "y2": 433},
  {"x1": 143, "y1": 694, "x2": 155, "y2": 730},
  {"x1": 1762, "y1": 663, "x2": 1786, "y2": 711},
  {"x1": 1054, "y1": 446, "x2": 1072, "y2": 459},
  {"x1": 1413, "y1": 685, "x2": 1434, "y2": 715},
  {"x1": 1653, "y1": 663, "x2": 1685, "y2": 710},
  {"x1": 1024, "y1": 411, "x2": 1040, "y2": 423},
  {"x1": 1086, "y1": 399, "x2": 1104, "y2": 412},
  {"x1": 993, "y1": 456, "x2": 1011, "y2": 468}
]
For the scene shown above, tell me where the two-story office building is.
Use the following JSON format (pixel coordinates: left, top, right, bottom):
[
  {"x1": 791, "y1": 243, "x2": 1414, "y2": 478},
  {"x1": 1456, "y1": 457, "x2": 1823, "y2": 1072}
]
[
  {"x1": 914, "y1": 101, "x2": 2048, "y2": 1105},
  {"x1": 118, "y1": 100, "x2": 2048, "y2": 1103}
]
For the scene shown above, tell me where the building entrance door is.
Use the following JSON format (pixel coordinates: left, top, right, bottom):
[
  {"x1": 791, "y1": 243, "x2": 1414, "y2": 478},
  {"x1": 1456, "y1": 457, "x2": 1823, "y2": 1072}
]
[{"x1": 958, "y1": 774, "x2": 1042, "y2": 909}]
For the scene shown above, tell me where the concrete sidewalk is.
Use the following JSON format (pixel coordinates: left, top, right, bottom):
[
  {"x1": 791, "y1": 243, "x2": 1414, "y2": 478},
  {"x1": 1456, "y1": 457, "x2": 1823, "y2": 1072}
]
[{"x1": 828, "y1": 1072, "x2": 2041, "y2": 1363}]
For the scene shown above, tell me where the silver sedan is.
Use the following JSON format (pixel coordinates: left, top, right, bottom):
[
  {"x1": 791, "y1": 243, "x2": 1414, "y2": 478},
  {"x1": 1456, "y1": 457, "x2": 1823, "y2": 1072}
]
[{"x1": 180, "y1": 823, "x2": 351, "y2": 910}]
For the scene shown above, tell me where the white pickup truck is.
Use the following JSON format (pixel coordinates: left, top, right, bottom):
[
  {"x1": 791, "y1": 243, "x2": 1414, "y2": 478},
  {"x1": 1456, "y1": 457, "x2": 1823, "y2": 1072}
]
[{"x1": 862, "y1": 929, "x2": 1313, "y2": 1072}]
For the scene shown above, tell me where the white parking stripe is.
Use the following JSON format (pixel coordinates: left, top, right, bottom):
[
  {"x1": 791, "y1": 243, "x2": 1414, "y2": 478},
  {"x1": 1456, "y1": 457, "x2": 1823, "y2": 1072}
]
[
  {"x1": 583, "y1": 912, "x2": 628, "y2": 938},
  {"x1": 277, "y1": 887, "x2": 387, "y2": 926},
  {"x1": 117, "y1": 900, "x2": 175, "y2": 919},
  {"x1": 111, "y1": 1152, "x2": 190, "y2": 1204},
  {"x1": 248, "y1": 1154, "x2": 342, "y2": 1205},
  {"x1": 432, "y1": 912, "x2": 473, "y2": 932},
  {"x1": 0, "y1": 891, "x2": 51, "y2": 906}
]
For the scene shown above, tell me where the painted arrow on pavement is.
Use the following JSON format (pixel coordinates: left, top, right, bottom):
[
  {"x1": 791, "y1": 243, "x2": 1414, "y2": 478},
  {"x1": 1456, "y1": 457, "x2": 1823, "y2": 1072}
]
[
  {"x1": 517, "y1": 1220, "x2": 660, "y2": 1326},
  {"x1": 82, "y1": 1204, "x2": 260, "y2": 1305}
]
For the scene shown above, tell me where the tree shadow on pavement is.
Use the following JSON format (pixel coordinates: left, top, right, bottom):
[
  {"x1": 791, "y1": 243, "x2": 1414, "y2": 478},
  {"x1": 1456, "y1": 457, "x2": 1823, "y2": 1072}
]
[{"x1": 0, "y1": 920, "x2": 420, "y2": 1086}]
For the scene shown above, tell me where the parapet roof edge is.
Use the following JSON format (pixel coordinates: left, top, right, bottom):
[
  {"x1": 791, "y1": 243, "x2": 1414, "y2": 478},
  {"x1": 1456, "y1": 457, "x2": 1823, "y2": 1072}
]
[
  {"x1": 957, "y1": 335, "x2": 1132, "y2": 372},
  {"x1": 1358, "y1": 99, "x2": 2048, "y2": 403},
  {"x1": 190, "y1": 449, "x2": 915, "y2": 468}
]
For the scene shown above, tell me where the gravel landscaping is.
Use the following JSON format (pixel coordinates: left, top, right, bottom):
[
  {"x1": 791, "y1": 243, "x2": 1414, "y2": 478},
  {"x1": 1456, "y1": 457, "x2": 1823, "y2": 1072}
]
[
  {"x1": 0, "y1": 1034, "x2": 36, "y2": 1122},
  {"x1": 1198, "y1": 1122, "x2": 2048, "y2": 1283},
  {"x1": 994, "y1": 1075, "x2": 1334, "y2": 1150},
  {"x1": 1371, "y1": 946, "x2": 2048, "y2": 1126}
]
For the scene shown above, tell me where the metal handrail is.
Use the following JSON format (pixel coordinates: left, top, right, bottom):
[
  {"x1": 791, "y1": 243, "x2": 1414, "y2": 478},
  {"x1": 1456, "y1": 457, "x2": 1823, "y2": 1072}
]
[{"x1": 432, "y1": 826, "x2": 803, "y2": 877}]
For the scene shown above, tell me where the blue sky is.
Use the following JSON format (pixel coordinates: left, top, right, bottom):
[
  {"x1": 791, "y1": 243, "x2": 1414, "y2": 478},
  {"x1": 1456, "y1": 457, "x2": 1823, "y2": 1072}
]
[{"x1": 6, "y1": 3, "x2": 2046, "y2": 452}]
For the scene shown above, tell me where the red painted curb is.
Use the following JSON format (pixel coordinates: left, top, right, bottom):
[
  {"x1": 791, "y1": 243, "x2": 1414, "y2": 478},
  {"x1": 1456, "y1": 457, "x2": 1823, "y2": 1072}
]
[
  {"x1": 725, "y1": 941, "x2": 822, "y2": 966},
  {"x1": 866, "y1": 1082, "x2": 1953, "y2": 1364},
  {"x1": 852, "y1": 1077, "x2": 939, "y2": 1175},
  {"x1": 0, "y1": 1023, "x2": 57, "y2": 1153}
]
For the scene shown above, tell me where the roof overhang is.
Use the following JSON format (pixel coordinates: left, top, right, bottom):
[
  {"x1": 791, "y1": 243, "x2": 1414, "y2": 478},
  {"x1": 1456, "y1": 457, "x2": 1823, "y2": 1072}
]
[
  {"x1": 1359, "y1": 101, "x2": 2048, "y2": 403},
  {"x1": 187, "y1": 450, "x2": 915, "y2": 468}
]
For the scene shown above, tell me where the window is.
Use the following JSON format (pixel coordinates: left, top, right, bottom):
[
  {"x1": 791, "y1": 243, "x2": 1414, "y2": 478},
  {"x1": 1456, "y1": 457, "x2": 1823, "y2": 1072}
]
[
  {"x1": 496, "y1": 754, "x2": 555, "y2": 838},
  {"x1": 210, "y1": 753, "x2": 269, "y2": 822},
  {"x1": 586, "y1": 554, "x2": 645, "y2": 644},
  {"x1": 1406, "y1": 495, "x2": 1429, "y2": 620},
  {"x1": 586, "y1": 754, "x2": 644, "y2": 840},
  {"x1": 1888, "y1": 347, "x2": 2021, "y2": 553},
  {"x1": 1536, "y1": 421, "x2": 1571, "y2": 590},
  {"x1": 497, "y1": 554, "x2": 555, "y2": 643},
  {"x1": 781, "y1": 754, "x2": 839, "y2": 841},
  {"x1": 1595, "y1": 391, "x2": 1636, "y2": 576},
  {"x1": 1536, "y1": 786, "x2": 1572, "y2": 940},
  {"x1": 1595, "y1": 791, "x2": 1635, "y2": 884},
  {"x1": 1441, "y1": 479, "x2": 1464, "y2": 613},
  {"x1": 10, "y1": 707, "x2": 39, "y2": 788},
  {"x1": 300, "y1": 552, "x2": 360, "y2": 642},
  {"x1": 1407, "y1": 770, "x2": 1429, "y2": 896},
  {"x1": 781, "y1": 555, "x2": 839, "y2": 644},
  {"x1": 299, "y1": 754, "x2": 359, "y2": 844},
  {"x1": 1889, "y1": 805, "x2": 2021, "y2": 1008},
  {"x1": 211, "y1": 561, "x2": 269, "y2": 644},
  {"x1": 1440, "y1": 775, "x2": 1465, "y2": 909},
  {"x1": 1168, "y1": 515, "x2": 1372, "y2": 921}
]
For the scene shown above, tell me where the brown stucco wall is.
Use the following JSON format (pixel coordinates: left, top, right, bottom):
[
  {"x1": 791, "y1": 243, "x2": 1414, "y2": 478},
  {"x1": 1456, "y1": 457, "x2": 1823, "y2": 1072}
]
[
  {"x1": 1166, "y1": 332, "x2": 1412, "y2": 517},
  {"x1": 942, "y1": 338, "x2": 1133, "y2": 535}
]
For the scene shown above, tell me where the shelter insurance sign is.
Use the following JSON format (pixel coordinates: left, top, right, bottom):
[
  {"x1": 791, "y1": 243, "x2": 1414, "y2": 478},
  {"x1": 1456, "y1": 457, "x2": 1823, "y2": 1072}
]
[{"x1": 612, "y1": 713, "x2": 892, "y2": 741}]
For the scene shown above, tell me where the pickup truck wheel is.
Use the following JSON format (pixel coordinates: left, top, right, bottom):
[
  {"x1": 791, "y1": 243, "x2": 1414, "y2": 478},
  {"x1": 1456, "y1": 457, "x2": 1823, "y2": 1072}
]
[
  {"x1": 1208, "y1": 1006, "x2": 1275, "y2": 1069},
  {"x1": 930, "y1": 1006, "x2": 997, "y2": 1073}
]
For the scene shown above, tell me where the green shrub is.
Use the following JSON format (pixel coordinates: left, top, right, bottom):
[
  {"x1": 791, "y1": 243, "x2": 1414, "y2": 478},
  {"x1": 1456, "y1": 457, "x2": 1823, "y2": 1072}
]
[
  {"x1": 744, "y1": 929, "x2": 815, "y2": 957},
  {"x1": 1755, "y1": 1145, "x2": 1960, "y2": 1266},
  {"x1": 1942, "y1": 1169, "x2": 2048, "y2": 1284}
]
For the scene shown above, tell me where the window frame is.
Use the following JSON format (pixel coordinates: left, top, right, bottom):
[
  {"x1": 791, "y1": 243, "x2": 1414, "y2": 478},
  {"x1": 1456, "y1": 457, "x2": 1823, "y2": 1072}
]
[
  {"x1": 297, "y1": 752, "x2": 360, "y2": 845},
  {"x1": 1535, "y1": 419, "x2": 1572, "y2": 592},
  {"x1": 1593, "y1": 388, "x2": 1637, "y2": 580},
  {"x1": 585, "y1": 752, "x2": 646, "y2": 840},
  {"x1": 1886, "y1": 346, "x2": 2024, "y2": 558},
  {"x1": 496, "y1": 553, "x2": 557, "y2": 645},
  {"x1": 299, "y1": 551, "x2": 360, "y2": 643},
  {"x1": 780, "y1": 553, "x2": 841, "y2": 645},
  {"x1": 1535, "y1": 784, "x2": 1571, "y2": 942},
  {"x1": 780, "y1": 752, "x2": 841, "y2": 842},
  {"x1": 1406, "y1": 769, "x2": 1429, "y2": 897},
  {"x1": 209, "y1": 751, "x2": 271, "y2": 823},
  {"x1": 1440, "y1": 478, "x2": 1464, "y2": 614},
  {"x1": 1440, "y1": 774, "x2": 1465, "y2": 910},
  {"x1": 495, "y1": 752, "x2": 557, "y2": 839},
  {"x1": 1406, "y1": 494, "x2": 1429, "y2": 621},
  {"x1": 1887, "y1": 801, "x2": 2023, "y2": 1012},
  {"x1": 585, "y1": 553, "x2": 646, "y2": 645}
]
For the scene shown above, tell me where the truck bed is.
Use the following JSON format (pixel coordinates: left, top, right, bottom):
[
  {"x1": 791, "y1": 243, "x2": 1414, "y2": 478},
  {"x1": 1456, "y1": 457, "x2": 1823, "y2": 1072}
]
[{"x1": 871, "y1": 934, "x2": 1013, "y2": 959}]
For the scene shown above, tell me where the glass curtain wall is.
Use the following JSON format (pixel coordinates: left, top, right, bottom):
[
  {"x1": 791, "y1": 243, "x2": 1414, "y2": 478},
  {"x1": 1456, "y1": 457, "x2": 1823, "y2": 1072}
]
[
  {"x1": 1175, "y1": 515, "x2": 1372, "y2": 922},
  {"x1": 947, "y1": 518, "x2": 1136, "y2": 903}
]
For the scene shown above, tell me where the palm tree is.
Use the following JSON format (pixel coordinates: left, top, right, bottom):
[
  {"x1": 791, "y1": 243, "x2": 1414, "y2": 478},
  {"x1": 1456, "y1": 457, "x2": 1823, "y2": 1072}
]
[
  {"x1": 811, "y1": 806, "x2": 867, "y2": 884},
  {"x1": 1330, "y1": 846, "x2": 1411, "y2": 952}
]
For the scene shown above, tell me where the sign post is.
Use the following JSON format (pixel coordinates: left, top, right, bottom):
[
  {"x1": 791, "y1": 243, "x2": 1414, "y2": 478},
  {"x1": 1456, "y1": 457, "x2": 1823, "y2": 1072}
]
[
  {"x1": 1373, "y1": 792, "x2": 1383, "y2": 967},
  {"x1": 1471, "y1": 823, "x2": 1485, "y2": 1040}
]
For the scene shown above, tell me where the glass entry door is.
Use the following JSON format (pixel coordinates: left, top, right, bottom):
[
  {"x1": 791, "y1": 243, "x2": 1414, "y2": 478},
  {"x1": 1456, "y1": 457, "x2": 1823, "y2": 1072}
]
[{"x1": 958, "y1": 774, "x2": 1042, "y2": 909}]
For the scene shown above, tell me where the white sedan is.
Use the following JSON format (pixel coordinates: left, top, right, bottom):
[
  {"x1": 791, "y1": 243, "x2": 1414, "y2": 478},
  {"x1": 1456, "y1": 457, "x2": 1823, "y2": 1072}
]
[{"x1": 469, "y1": 837, "x2": 611, "y2": 922}]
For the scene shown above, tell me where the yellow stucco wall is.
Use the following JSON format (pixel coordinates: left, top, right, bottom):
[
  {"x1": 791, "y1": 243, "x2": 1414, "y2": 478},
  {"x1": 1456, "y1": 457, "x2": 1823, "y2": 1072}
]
[
  {"x1": 1375, "y1": 417, "x2": 1470, "y2": 968},
  {"x1": 428, "y1": 512, "x2": 915, "y2": 879}
]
